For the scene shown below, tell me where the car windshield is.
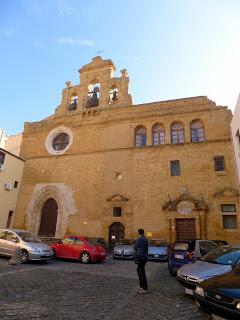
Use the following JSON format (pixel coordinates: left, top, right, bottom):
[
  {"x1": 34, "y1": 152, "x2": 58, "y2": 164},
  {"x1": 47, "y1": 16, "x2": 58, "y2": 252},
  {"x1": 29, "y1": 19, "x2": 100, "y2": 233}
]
[
  {"x1": 149, "y1": 240, "x2": 167, "y2": 247},
  {"x1": 201, "y1": 248, "x2": 240, "y2": 266},
  {"x1": 85, "y1": 238, "x2": 100, "y2": 247},
  {"x1": 118, "y1": 239, "x2": 135, "y2": 245},
  {"x1": 173, "y1": 241, "x2": 194, "y2": 251},
  {"x1": 17, "y1": 232, "x2": 41, "y2": 243},
  {"x1": 212, "y1": 240, "x2": 228, "y2": 246}
]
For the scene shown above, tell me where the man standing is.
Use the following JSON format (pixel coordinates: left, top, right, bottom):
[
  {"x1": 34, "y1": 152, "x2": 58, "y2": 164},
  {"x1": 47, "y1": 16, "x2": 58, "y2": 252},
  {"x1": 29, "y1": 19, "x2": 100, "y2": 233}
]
[{"x1": 134, "y1": 228, "x2": 149, "y2": 294}]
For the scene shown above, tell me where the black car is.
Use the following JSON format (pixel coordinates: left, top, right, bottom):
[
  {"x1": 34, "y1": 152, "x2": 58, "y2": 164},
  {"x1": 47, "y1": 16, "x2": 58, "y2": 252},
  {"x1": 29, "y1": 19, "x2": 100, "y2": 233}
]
[{"x1": 194, "y1": 265, "x2": 240, "y2": 320}]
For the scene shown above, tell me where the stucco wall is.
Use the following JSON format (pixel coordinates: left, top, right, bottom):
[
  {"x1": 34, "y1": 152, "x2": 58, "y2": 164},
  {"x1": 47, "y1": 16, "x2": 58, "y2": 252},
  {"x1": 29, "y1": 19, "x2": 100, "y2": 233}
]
[
  {"x1": 231, "y1": 94, "x2": 240, "y2": 191},
  {"x1": 0, "y1": 150, "x2": 24, "y2": 227}
]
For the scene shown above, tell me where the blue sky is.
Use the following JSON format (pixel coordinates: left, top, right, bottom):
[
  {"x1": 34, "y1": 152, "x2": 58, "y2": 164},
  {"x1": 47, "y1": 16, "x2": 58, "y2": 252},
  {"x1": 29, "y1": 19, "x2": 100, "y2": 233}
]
[{"x1": 1, "y1": 0, "x2": 240, "y2": 135}]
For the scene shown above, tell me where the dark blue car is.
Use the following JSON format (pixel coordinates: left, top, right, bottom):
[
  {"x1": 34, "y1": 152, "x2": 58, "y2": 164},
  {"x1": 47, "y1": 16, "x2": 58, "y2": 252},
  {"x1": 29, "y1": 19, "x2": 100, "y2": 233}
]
[{"x1": 168, "y1": 239, "x2": 217, "y2": 276}]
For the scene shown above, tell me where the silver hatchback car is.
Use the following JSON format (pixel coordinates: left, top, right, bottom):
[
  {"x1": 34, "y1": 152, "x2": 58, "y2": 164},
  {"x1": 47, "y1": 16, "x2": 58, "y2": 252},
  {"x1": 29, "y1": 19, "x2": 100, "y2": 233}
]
[{"x1": 0, "y1": 228, "x2": 53, "y2": 263}]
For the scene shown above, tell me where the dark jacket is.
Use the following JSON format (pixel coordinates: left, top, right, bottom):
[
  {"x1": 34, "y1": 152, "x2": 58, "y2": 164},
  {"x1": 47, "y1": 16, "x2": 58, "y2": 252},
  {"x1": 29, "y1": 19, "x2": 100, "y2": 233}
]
[{"x1": 134, "y1": 235, "x2": 148, "y2": 261}]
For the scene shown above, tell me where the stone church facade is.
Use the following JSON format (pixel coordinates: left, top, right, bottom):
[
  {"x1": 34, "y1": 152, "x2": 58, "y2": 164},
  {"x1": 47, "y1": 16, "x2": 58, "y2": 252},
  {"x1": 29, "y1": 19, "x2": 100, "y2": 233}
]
[{"x1": 14, "y1": 56, "x2": 240, "y2": 245}]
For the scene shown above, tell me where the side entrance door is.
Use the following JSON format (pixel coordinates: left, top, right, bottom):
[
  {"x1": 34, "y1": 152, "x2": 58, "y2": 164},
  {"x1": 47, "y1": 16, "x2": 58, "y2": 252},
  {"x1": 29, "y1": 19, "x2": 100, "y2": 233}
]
[
  {"x1": 109, "y1": 222, "x2": 125, "y2": 251},
  {"x1": 38, "y1": 198, "x2": 58, "y2": 237},
  {"x1": 175, "y1": 218, "x2": 196, "y2": 240}
]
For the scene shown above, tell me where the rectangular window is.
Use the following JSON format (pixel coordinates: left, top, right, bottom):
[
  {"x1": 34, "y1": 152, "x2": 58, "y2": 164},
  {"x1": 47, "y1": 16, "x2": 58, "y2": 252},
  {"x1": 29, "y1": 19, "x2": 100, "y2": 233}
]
[
  {"x1": 113, "y1": 207, "x2": 122, "y2": 217},
  {"x1": 214, "y1": 156, "x2": 225, "y2": 171},
  {"x1": 6, "y1": 211, "x2": 14, "y2": 228},
  {"x1": 222, "y1": 215, "x2": 238, "y2": 229},
  {"x1": 236, "y1": 129, "x2": 240, "y2": 144},
  {"x1": 221, "y1": 204, "x2": 236, "y2": 212},
  {"x1": 170, "y1": 160, "x2": 180, "y2": 176},
  {"x1": 0, "y1": 151, "x2": 5, "y2": 165},
  {"x1": 14, "y1": 181, "x2": 19, "y2": 188}
]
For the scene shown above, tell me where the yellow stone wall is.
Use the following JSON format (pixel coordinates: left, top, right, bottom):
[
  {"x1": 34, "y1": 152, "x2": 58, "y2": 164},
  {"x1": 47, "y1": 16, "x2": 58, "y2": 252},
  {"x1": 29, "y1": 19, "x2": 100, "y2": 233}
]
[{"x1": 13, "y1": 57, "x2": 240, "y2": 244}]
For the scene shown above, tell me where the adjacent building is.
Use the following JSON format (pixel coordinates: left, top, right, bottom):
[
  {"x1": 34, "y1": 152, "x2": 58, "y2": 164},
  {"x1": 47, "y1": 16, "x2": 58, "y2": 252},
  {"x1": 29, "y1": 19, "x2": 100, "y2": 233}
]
[
  {"x1": 0, "y1": 148, "x2": 24, "y2": 228},
  {"x1": 231, "y1": 94, "x2": 240, "y2": 191},
  {"x1": 13, "y1": 56, "x2": 239, "y2": 245}
]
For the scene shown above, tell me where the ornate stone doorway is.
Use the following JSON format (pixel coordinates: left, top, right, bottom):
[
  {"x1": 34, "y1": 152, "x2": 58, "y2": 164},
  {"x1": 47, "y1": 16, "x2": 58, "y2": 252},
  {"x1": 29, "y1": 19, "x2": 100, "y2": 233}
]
[
  {"x1": 175, "y1": 218, "x2": 196, "y2": 240},
  {"x1": 38, "y1": 198, "x2": 58, "y2": 237},
  {"x1": 109, "y1": 222, "x2": 125, "y2": 251}
]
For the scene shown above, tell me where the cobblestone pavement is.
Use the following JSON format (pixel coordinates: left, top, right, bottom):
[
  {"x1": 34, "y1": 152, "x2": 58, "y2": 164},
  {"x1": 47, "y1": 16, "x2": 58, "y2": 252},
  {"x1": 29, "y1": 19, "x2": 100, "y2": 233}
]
[{"x1": 0, "y1": 256, "x2": 206, "y2": 320}]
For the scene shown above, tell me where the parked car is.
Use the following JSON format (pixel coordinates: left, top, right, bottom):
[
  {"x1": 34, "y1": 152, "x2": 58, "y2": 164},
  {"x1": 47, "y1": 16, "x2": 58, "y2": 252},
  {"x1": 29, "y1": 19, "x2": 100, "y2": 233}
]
[
  {"x1": 51, "y1": 236, "x2": 107, "y2": 263},
  {"x1": 177, "y1": 246, "x2": 240, "y2": 296},
  {"x1": 113, "y1": 239, "x2": 135, "y2": 259},
  {"x1": 148, "y1": 239, "x2": 168, "y2": 261},
  {"x1": 194, "y1": 264, "x2": 240, "y2": 320},
  {"x1": 168, "y1": 239, "x2": 217, "y2": 276},
  {"x1": 0, "y1": 228, "x2": 53, "y2": 263}
]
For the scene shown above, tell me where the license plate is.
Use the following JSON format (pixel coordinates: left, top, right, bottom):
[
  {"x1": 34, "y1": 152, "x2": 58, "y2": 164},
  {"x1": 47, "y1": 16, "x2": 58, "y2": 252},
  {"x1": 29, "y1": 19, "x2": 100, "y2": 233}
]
[
  {"x1": 154, "y1": 254, "x2": 159, "y2": 257},
  {"x1": 185, "y1": 288, "x2": 194, "y2": 295},
  {"x1": 175, "y1": 254, "x2": 184, "y2": 259},
  {"x1": 211, "y1": 314, "x2": 226, "y2": 320}
]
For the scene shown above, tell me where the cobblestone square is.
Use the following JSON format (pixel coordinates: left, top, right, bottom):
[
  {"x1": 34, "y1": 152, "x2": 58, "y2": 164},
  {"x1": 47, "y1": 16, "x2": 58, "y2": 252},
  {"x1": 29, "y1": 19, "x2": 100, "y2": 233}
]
[{"x1": 0, "y1": 257, "x2": 205, "y2": 320}]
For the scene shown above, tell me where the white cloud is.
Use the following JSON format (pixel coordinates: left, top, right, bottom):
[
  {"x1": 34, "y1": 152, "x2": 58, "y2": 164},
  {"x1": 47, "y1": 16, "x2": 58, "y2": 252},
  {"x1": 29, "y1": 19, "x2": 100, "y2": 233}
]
[
  {"x1": 32, "y1": 40, "x2": 45, "y2": 49},
  {"x1": 57, "y1": 1, "x2": 80, "y2": 18},
  {"x1": 56, "y1": 38, "x2": 94, "y2": 46},
  {"x1": 24, "y1": 0, "x2": 43, "y2": 15},
  {"x1": 0, "y1": 29, "x2": 14, "y2": 37}
]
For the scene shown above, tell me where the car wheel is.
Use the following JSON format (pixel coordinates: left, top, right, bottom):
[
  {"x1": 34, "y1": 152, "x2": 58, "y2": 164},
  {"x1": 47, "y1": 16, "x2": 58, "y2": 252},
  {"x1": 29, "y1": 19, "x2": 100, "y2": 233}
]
[
  {"x1": 20, "y1": 250, "x2": 29, "y2": 264},
  {"x1": 81, "y1": 252, "x2": 91, "y2": 264}
]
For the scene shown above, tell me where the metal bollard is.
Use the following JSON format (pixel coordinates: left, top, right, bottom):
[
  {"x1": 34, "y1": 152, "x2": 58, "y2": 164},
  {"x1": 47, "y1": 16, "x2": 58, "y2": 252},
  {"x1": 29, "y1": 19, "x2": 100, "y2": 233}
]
[{"x1": 9, "y1": 247, "x2": 22, "y2": 265}]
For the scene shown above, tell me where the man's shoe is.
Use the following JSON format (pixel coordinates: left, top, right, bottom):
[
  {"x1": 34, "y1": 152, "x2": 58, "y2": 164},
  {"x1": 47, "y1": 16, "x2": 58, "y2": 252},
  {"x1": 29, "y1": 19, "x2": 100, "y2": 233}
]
[{"x1": 137, "y1": 288, "x2": 149, "y2": 294}]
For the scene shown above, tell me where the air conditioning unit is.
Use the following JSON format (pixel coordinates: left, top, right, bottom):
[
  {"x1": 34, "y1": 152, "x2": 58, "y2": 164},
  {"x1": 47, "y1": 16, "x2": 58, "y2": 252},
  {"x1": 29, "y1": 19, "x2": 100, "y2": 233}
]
[
  {"x1": 0, "y1": 163, "x2": 4, "y2": 171},
  {"x1": 4, "y1": 183, "x2": 12, "y2": 191}
]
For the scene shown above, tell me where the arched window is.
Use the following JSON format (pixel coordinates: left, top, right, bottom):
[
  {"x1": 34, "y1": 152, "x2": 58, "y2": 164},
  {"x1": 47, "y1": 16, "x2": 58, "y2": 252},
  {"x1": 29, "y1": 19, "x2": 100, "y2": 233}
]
[
  {"x1": 135, "y1": 126, "x2": 147, "y2": 147},
  {"x1": 171, "y1": 122, "x2": 184, "y2": 144},
  {"x1": 152, "y1": 124, "x2": 165, "y2": 145},
  {"x1": 86, "y1": 80, "x2": 100, "y2": 108},
  {"x1": 109, "y1": 85, "x2": 119, "y2": 104},
  {"x1": 68, "y1": 94, "x2": 78, "y2": 111},
  {"x1": 191, "y1": 120, "x2": 205, "y2": 142}
]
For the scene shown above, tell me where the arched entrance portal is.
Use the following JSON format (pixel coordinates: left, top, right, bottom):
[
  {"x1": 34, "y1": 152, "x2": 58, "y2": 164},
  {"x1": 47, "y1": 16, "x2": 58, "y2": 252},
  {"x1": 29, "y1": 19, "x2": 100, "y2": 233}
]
[
  {"x1": 109, "y1": 222, "x2": 125, "y2": 251},
  {"x1": 38, "y1": 198, "x2": 58, "y2": 237}
]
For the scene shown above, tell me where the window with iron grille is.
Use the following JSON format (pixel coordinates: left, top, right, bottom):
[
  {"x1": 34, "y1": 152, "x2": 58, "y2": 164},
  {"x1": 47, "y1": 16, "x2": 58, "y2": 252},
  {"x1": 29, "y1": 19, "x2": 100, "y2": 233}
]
[
  {"x1": 191, "y1": 120, "x2": 205, "y2": 142},
  {"x1": 6, "y1": 211, "x2": 14, "y2": 228},
  {"x1": 135, "y1": 127, "x2": 147, "y2": 147},
  {"x1": 222, "y1": 215, "x2": 237, "y2": 229},
  {"x1": 113, "y1": 207, "x2": 122, "y2": 217},
  {"x1": 171, "y1": 122, "x2": 184, "y2": 144},
  {"x1": 52, "y1": 133, "x2": 70, "y2": 151},
  {"x1": 214, "y1": 156, "x2": 225, "y2": 171},
  {"x1": 152, "y1": 124, "x2": 165, "y2": 145},
  {"x1": 0, "y1": 151, "x2": 5, "y2": 165},
  {"x1": 236, "y1": 130, "x2": 240, "y2": 149},
  {"x1": 170, "y1": 160, "x2": 180, "y2": 176},
  {"x1": 221, "y1": 204, "x2": 236, "y2": 212}
]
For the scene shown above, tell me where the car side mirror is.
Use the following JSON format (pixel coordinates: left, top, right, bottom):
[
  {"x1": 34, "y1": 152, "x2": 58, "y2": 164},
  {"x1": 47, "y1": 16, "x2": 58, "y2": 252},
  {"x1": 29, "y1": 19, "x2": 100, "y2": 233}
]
[{"x1": 58, "y1": 240, "x2": 62, "y2": 244}]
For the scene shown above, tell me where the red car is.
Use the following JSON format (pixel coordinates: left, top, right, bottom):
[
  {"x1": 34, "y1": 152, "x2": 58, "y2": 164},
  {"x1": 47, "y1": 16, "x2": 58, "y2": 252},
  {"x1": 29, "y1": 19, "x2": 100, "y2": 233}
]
[{"x1": 51, "y1": 236, "x2": 107, "y2": 263}]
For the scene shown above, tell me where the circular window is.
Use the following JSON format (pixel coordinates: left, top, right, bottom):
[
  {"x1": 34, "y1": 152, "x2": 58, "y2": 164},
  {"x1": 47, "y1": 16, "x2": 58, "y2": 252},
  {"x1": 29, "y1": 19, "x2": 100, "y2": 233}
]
[
  {"x1": 45, "y1": 127, "x2": 73, "y2": 155},
  {"x1": 52, "y1": 133, "x2": 69, "y2": 151}
]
